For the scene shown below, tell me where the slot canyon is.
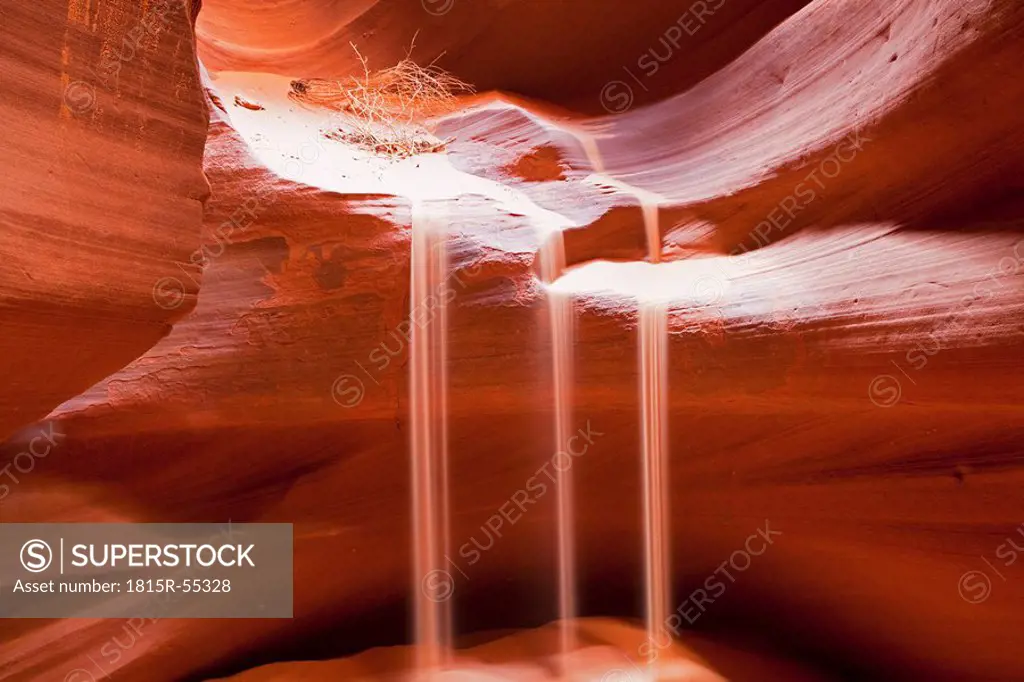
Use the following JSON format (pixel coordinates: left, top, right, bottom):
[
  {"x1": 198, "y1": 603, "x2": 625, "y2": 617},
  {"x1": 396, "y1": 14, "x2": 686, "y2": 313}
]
[{"x1": 2, "y1": 0, "x2": 1024, "y2": 680}]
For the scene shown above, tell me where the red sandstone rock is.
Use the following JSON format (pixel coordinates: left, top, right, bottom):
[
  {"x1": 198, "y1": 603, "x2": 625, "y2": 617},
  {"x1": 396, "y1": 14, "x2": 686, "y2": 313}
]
[
  {"x1": 2, "y1": 1, "x2": 1024, "y2": 681},
  {"x1": 0, "y1": 0, "x2": 209, "y2": 440},
  {"x1": 194, "y1": 0, "x2": 812, "y2": 112}
]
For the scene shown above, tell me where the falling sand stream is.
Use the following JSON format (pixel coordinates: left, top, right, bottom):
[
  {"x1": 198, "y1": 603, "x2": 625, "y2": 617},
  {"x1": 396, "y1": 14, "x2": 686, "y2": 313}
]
[
  {"x1": 410, "y1": 201, "x2": 452, "y2": 674},
  {"x1": 408, "y1": 124, "x2": 671, "y2": 677},
  {"x1": 540, "y1": 231, "x2": 577, "y2": 671},
  {"x1": 576, "y1": 129, "x2": 673, "y2": 672},
  {"x1": 639, "y1": 300, "x2": 670, "y2": 672}
]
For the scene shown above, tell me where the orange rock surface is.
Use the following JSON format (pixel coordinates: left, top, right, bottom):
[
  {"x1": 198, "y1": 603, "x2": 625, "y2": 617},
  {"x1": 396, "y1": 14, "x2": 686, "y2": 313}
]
[
  {"x1": 2, "y1": 1, "x2": 1023, "y2": 681},
  {"x1": 0, "y1": 0, "x2": 209, "y2": 440}
]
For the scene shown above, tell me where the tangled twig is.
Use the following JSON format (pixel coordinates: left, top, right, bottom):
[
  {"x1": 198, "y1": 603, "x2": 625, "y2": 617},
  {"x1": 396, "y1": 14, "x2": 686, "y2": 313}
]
[{"x1": 288, "y1": 37, "x2": 474, "y2": 158}]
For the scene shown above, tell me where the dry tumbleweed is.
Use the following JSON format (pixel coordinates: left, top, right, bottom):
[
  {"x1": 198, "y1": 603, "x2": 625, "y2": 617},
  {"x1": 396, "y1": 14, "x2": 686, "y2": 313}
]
[{"x1": 289, "y1": 40, "x2": 474, "y2": 158}]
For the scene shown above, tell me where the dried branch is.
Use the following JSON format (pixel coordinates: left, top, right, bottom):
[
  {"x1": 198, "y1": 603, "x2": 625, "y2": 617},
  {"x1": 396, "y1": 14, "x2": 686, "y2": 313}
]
[{"x1": 288, "y1": 41, "x2": 474, "y2": 159}]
